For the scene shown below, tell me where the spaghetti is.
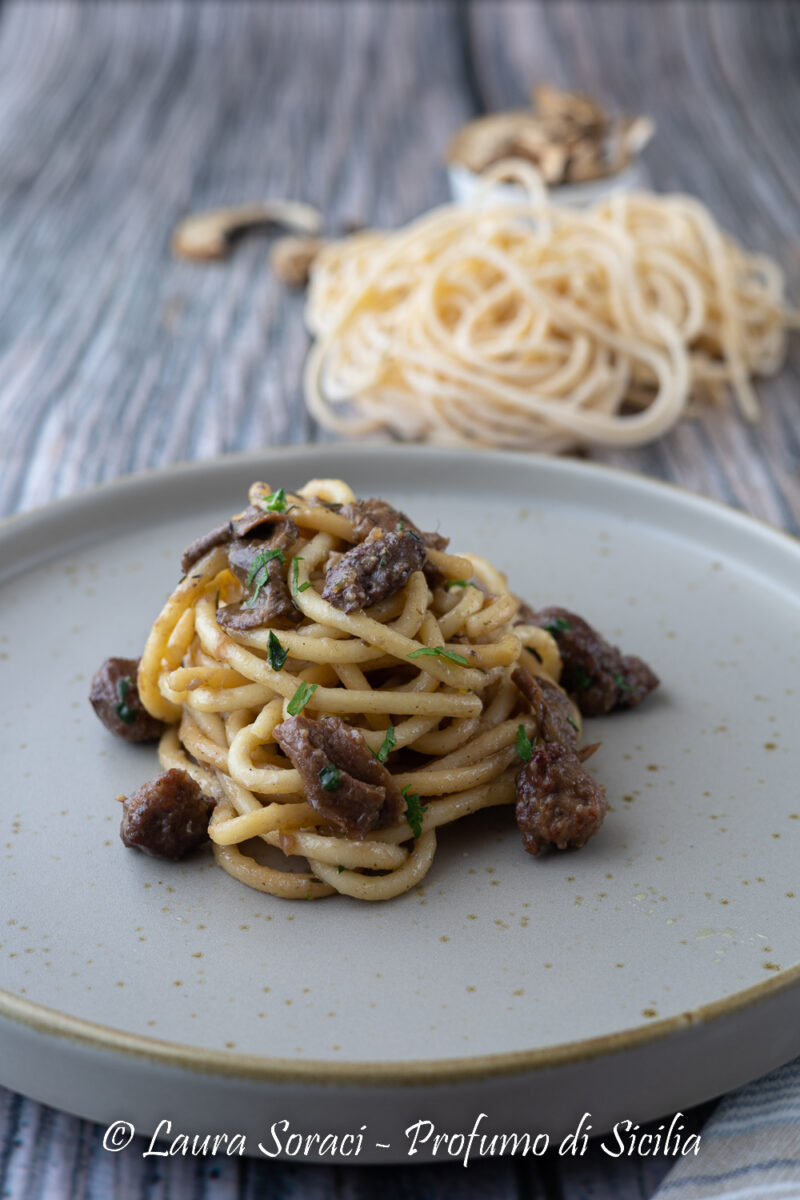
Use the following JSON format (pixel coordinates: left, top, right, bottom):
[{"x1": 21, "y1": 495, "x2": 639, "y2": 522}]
[
  {"x1": 135, "y1": 478, "x2": 589, "y2": 901},
  {"x1": 304, "y1": 161, "x2": 798, "y2": 451}
]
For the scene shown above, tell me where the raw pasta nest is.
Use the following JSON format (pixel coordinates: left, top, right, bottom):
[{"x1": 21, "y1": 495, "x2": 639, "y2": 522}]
[{"x1": 304, "y1": 160, "x2": 798, "y2": 451}]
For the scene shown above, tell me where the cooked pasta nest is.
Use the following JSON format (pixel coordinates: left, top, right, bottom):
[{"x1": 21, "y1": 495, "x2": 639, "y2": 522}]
[{"x1": 138, "y1": 477, "x2": 576, "y2": 901}]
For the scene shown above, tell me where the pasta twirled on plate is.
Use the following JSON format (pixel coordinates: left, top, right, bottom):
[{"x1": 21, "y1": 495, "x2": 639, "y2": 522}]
[{"x1": 91, "y1": 479, "x2": 659, "y2": 901}]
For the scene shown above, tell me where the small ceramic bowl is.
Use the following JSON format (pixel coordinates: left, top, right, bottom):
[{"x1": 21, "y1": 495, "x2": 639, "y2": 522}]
[{"x1": 447, "y1": 160, "x2": 647, "y2": 210}]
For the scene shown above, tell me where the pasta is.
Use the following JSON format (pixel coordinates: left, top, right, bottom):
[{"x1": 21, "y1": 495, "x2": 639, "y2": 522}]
[
  {"x1": 135, "y1": 478, "x2": 589, "y2": 902},
  {"x1": 304, "y1": 160, "x2": 798, "y2": 451}
]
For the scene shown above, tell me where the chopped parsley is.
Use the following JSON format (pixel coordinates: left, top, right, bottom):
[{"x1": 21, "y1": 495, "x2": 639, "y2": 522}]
[
  {"x1": 371, "y1": 725, "x2": 396, "y2": 764},
  {"x1": 114, "y1": 676, "x2": 137, "y2": 725},
  {"x1": 291, "y1": 556, "x2": 312, "y2": 596},
  {"x1": 613, "y1": 672, "x2": 634, "y2": 693},
  {"x1": 515, "y1": 724, "x2": 537, "y2": 763},
  {"x1": 408, "y1": 645, "x2": 470, "y2": 667},
  {"x1": 318, "y1": 763, "x2": 340, "y2": 792},
  {"x1": 567, "y1": 714, "x2": 580, "y2": 732},
  {"x1": 243, "y1": 548, "x2": 286, "y2": 608},
  {"x1": 287, "y1": 681, "x2": 317, "y2": 715},
  {"x1": 337, "y1": 865, "x2": 345, "y2": 874},
  {"x1": 260, "y1": 487, "x2": 287, "y2": 513},
  {"x1": 402, "y1": 786, "x2": 428, "y2": 839},
  {"x1": 267, "y1": 630, "x2": 288, "y2": 672},
  {"x1": 544, "y1": 616, "x2": 572, "y2": 634},
  {"x1": 446, "y1": 579, "x2": 470, "y2": 589}
]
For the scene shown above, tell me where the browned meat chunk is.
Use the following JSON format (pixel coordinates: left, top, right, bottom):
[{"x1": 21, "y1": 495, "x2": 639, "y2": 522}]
[
  {"x1": 511, "y1": 665, "x2": 579, "y2": 750},
  {"x1": 181, "y1": 522, "x2": 231, "y2": 575},
  {"x1": 322, "y1": 528, "x2": 426, "y2": 613},
  {"x1": 229, "y1": 506, "x2": 291, "y2": 539},
  {"x1": 181, "y1": 505, "x2": 293, "y2": 575},
  {"x1": 515, "y1": 741, "x2": 608, "y2": 856},
  {"x1": 340, "y1": 497, "x2": 449, "y2": 552},
  {"x1": 89, "y1": 657, "x2": 165, "y2": 742},
  {"x1": 274, "y1": 715, "x2": 404, "y2": 838},
  {"x1": 217, "y1": 516, "x2": 301, "y2": 632},
  {"x1": 522, "y1": 606, "x2": 659, "y2": 717},
  {"x1": 120, "y1": 768, "x2": 215, "y2": 860},
  {"x1": 341, "y1": 496, "x2": 448, "y2": 588}
]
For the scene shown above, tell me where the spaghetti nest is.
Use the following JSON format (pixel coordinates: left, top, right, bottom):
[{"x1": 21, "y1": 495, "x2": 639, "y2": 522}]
[
  {"x1": 137, "y1": 478, "x2": 574, "y2": 901},
  {"x1": 304, "y1": 160, "x2": 798, "y2": 451}
]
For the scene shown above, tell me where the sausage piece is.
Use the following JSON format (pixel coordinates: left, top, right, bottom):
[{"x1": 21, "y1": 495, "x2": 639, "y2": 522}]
[
  {"x1": 340, "y1": 497, "x2": 448, "y2": 587},
  {"x1": 181, "y1": 505, "x2": 294, "y2": 575},
  {"x1": 340, "y1": 498, "x2": 449, "y2": 552},
  {"x1": 322, "y1": 528, "x2": 426, "y2": 612},
  {"x1": 515, "y1": 741, "x2": 608, "y2": 856},
  {"x1": 216, "y1": 516, "x2": 301, "y2": 631},
  {"x1": 89, "y1": 657, "x2": 165, "y2": 742},
  {"x1": 511, "y1": 665, "x2": 580, "y2": 750},
  {"x1": 120, "y1": 768, "x2": 215, "y2": 860},
  {"x1": 180, "y1": 522, "x2": 232, "y2": 575},
  {"x1": 521, "y1": 606, "x2": 659, "y2": 717},
  {"x1": 274, "y1": 715, "x2": 404, "y2": 838}
]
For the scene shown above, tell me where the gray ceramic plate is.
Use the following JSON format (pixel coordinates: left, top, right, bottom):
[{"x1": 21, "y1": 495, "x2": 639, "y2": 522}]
[{"x1": 1, "y1": 445, "x2": 799, "y2": 1163}]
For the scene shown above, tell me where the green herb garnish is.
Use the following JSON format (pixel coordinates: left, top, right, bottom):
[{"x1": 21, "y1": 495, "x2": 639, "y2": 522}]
[
  {"x1": 371, "y1": 725, "x2": 396, "y2": 764},
  {"x1": 402, "y1": 786, "x2": 428, "y2": 839},
  {"x1": 243, "y1": 548, "x2": 286, "y2": 608},
  {"x1": 446, "y1": 579, "x2": 470, "y2": 589},
  {"x1": 337, "y1": 865, "x2": 345, "y2": 874},
  {"x1": 567, "y1": 715, "x2": 580, "y2": 732},
  {"x1": 515, "y1": 724, "x2": 537, "y2": 763},
  {"x1": 267, "y1": 630, "x2": 288, "y2": 672},
  {"x1": 287, "y1": 681, "x2": 317, "y2": 715},
  {"x1": 114, "y1": 676, "x2": 137, "y2": 725},
  {"x1": 318, "y1": 763, "x2": 340, "y2": 792},
  {"x1": 544, "y1": 616, "x2": 572, "y2": 634},
  {"x1": 261, "y1": 488, "x2": 287, "y2": 513},
  {"x1": 408, "y1": 646, "x2": 470, "y2": 667},
  {"x1": 291, "y1": 556, "x2": 312, "y2": 596},
  {"x1": 613, "y1": 672, "x2": 634, "y2": 693},
  {"x1": 572, "y1": 664, "x2": 591, "y2": 692}
]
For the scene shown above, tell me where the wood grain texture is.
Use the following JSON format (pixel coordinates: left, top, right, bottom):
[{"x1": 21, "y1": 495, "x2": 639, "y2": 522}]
[{"x1": 0, "y1": 2, "x2": 796, "y2": 1198}]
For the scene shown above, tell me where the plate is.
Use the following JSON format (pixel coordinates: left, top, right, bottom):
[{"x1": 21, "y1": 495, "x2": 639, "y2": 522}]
[{"x1": 2, "y1": 445, "x2": 799, "y2": 1163}]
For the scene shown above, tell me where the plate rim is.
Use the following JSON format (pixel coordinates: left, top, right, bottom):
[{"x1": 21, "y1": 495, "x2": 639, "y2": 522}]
[
  {"x1": 2, "y1": 441, "x2": 798, "y2": 571},
  {"x1": 3, "y1": 963, "x2": 800, "y2": 1087},
  {"x1": 2, "y1": 441, "x2": 799, "y2": 1087}
]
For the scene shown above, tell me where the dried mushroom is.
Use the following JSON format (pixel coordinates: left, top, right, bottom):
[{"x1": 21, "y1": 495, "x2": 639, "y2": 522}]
[
  {"x1": 446, "y1": 84, "x2": 654, "y2": 187},
  {"x1": 270, "y1": 235, "x2": 329, "y2": 288},
  {"x1": 172, "y1": 201, "x2": 321, "y2": 261}
]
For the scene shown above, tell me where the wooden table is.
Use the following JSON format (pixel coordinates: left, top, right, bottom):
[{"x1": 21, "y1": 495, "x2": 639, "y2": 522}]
[{"x1": 0, "y1": 2, "x2": 797, "y2": 1196}]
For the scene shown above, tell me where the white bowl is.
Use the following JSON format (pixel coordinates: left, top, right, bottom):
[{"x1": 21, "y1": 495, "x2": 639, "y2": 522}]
[{"x1": 448, "y1": 161, "x2": 647, "y2": 210}]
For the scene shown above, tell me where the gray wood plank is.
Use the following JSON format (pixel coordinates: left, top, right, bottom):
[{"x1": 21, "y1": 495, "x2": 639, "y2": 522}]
[{"x1": 0, "y1": 0, "x2": 473, "y2": 516}]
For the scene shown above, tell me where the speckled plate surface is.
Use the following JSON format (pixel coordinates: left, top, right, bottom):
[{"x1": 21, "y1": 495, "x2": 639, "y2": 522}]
[{"x1": 1, "y1": 445, "x2": 799, "y2": 1161}]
